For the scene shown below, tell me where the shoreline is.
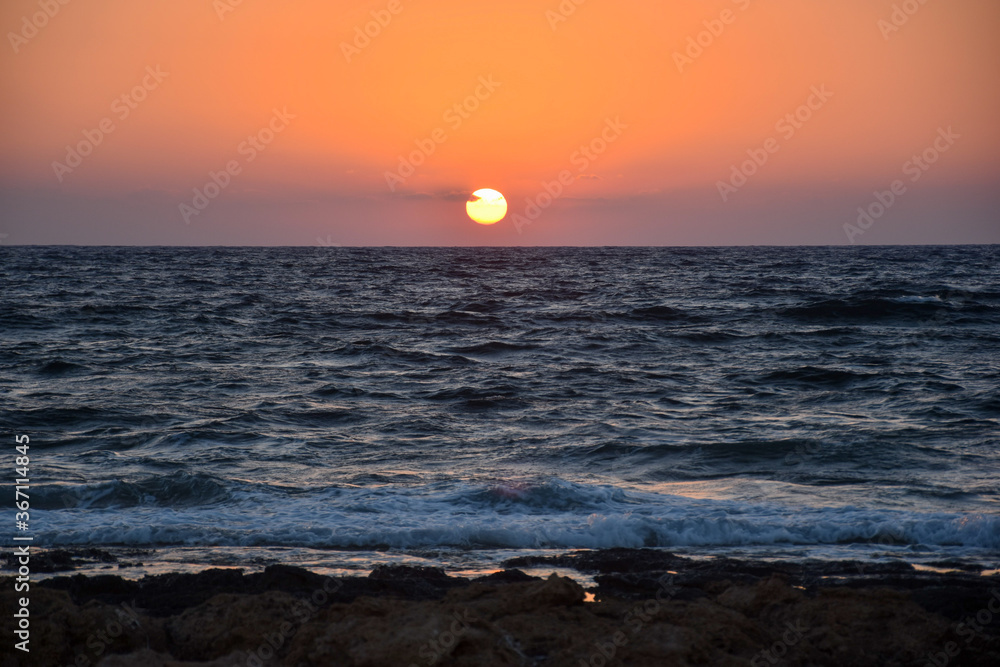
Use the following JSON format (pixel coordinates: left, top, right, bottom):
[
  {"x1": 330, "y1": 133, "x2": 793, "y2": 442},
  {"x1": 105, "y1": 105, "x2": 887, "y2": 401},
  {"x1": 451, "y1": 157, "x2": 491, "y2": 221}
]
[
  {"x1": 8, "y1": 543, "x2": 997, "y2": 580},
  {"x1": 4, "y1": 547, "x2": 998, "y2": 666}
]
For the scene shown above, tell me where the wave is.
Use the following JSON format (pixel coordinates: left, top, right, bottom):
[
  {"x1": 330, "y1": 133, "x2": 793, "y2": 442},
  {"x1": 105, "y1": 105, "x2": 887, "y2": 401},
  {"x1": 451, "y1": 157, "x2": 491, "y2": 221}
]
[
  {"x1": 421, "y1": 384, "x2": 528, "y2": 410},
  {"x1": 35, "y1": 472, "x2": 233, "y2": 510},
  {"x1": 628, "y1": 305, "x2": 689, "y2": 321},
  {"x1": 5, "y1": 246, "x2": 999, "y2": 565},
  {"x1": 449, "y1": 341, "x2": 538, "y2": 355},
  {"x1": 756, "y1": 366, "x2": 880, "y2": 387},
  {"x1": 37, "y1": 359, "x2": 89, "y2": 376},
  {"x1": 33, "y1": 478, "x2": 1000, "y2": 552},
  {"x1": 579, "y1": 439, "x2": 826, "y2": 464},
  {"x1": 778, "y1": 293, "x2": 993, "y2": 323}
]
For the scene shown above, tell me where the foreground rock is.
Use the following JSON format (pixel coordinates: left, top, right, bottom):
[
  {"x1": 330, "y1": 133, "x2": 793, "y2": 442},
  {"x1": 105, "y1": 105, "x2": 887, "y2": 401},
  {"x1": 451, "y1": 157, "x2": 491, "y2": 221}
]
[{"x1": 1, "y1": 549, "x2": 997, "y2": 666}]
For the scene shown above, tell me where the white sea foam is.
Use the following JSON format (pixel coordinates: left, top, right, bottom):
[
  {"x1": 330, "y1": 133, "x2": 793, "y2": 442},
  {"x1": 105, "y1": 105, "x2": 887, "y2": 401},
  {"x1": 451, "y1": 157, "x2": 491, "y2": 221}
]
[{"x1": 33, "y1": 479, "x2": 1000, "y2": 554}]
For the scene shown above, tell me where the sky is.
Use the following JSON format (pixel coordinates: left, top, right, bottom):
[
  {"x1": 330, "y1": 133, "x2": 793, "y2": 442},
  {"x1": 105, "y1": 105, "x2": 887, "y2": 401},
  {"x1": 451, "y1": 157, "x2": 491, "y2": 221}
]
[{"x1": 1, "y1": 0, "x2": 998, "y2": 246}]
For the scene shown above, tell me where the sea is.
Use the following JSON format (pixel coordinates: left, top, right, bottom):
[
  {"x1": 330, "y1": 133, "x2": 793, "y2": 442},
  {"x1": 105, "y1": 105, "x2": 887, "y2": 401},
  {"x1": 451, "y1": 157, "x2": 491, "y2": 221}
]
[{"x1": 1, "y1": 245, "x2": 998, "y2": 580}]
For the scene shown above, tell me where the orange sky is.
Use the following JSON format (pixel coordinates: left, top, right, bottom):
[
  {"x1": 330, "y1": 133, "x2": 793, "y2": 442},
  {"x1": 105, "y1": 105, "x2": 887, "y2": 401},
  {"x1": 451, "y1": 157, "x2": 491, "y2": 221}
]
[{"x1": 1, "y1": 0, "x2": 998, "y2": 245}]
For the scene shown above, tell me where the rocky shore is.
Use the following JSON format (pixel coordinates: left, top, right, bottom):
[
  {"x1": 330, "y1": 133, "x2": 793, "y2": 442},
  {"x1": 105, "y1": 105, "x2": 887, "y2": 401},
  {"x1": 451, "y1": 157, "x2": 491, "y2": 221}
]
[{"x1": 2, "y1": 548, "x2": 998, "y2": 666}]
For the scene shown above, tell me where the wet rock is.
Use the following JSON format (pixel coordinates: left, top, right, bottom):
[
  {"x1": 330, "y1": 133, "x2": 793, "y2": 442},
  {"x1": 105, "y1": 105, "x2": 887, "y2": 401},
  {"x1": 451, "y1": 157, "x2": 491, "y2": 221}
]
[
  {"x1": 364, "y1": 563, "x2": 470, "y2": 600},
  {"x1": 472, "y1": 568, "x2": 537, "y2": 584},
  {"x1": 1, "y1": 547, "x2": 120, "y2": 573},
  {"x1": 503, "y1": 547, "x2": 690, "y2": 574},
  {"x1": 4, "y1": 549, "x2": 998, "y2": 666}
]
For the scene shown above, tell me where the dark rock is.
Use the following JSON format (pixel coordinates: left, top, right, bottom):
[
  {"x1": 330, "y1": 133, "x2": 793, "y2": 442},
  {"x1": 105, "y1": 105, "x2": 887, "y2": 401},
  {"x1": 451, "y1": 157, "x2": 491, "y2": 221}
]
[
  {"x1": 593, "y1": 572, "x2": 709, "y2": 602},
  {"x1": 253, "y1": 563, "x2": 332, "y2": 594},
  {"x1": 365, "y1": 563, "x2": 470, "y2": 600},
  {"x1": 369, "y1": 563, "x2": 454, "y2": 583},
  {"x1": 1, "y1": 547, "x2": 119, "y2": 573},
  {"x1": 472, "y1": 568, "x2": 538, "y2": 584},
  {"x1": 3, "y1": 549, "x2": 999, "y2": 666},
  {"x1": 503, "y1": 547, "x2": 690, "y2": 574}
]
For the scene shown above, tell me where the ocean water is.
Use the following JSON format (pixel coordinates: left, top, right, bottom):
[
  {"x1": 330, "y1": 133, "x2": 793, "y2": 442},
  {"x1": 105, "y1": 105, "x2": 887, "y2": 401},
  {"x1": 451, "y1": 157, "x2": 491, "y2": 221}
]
[{"x1": 2, "y1": 246, "x2": 998, "y2": 577}]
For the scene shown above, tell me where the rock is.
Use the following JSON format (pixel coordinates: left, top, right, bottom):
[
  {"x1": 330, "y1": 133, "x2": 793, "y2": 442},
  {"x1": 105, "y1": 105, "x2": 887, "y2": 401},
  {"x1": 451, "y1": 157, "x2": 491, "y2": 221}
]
[
  {"x1": 503, "y1": 547, "x2": 690, "y2": 574},
  {"x1": 97, "y1": 649, "x2": 246, "y2": 666},
  {"x1": 3, "y1": 549, "x2": 997, "y2": 666},
  {"x1": 471, "y1": 568, "x2": 537, "y2": 585},
  {"x1": 0, "y1": 587, "x2": 166, "y2": 667},
  {"x1": 716, "y1": 574, "x2": 804, "y2": 615},
  {"x1": 166, "y1": 591, "x2": 306, "y2": 661}
]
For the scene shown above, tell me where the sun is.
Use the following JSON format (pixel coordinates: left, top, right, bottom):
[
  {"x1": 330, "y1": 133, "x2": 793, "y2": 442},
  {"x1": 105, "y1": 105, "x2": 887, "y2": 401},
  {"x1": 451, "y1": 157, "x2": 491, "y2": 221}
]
[{"x1": 466, "y1": 189, "x2": 507, "y2": 225}]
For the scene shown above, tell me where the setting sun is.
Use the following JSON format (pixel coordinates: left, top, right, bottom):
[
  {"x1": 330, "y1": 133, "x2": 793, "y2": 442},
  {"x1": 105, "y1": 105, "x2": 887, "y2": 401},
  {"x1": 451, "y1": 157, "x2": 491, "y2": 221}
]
[{"x1": 466, "y1": 189, "x2": 508, "y2": 225}]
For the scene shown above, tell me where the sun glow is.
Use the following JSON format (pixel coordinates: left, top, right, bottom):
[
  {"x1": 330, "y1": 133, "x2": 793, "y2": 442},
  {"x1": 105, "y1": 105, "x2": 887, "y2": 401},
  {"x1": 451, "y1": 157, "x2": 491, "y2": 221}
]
[{"x1": 466, "y1": 189, "x2": 508, "y2": 225}]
